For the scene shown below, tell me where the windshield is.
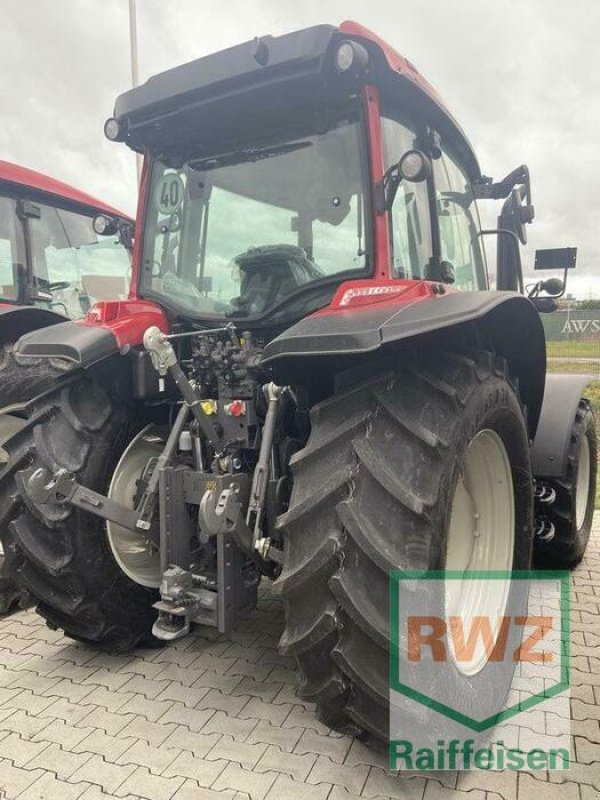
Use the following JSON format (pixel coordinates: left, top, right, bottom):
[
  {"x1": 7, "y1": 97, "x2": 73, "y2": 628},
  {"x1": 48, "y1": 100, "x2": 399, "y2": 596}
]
[
  {"x1": 29, "y1": 205, "x2": 131, "y2": 319},
  {"x1": 141, "y1": 119, "x2": 367, "y2": 320}
]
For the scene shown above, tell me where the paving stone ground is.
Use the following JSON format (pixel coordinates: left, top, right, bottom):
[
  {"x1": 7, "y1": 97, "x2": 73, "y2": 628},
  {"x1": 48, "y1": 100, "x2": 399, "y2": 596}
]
[{"x1": 0, "y1": 517, "x2": 598, "y2": 800}]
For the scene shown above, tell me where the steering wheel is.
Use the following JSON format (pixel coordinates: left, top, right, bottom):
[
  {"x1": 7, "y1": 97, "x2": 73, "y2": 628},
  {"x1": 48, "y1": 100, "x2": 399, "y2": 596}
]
[{"x1": 47, "y1": 281, "x2": 71, "y2": 292}]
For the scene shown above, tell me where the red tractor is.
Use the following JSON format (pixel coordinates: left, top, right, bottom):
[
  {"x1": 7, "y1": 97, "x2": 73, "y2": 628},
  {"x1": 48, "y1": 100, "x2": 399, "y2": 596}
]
[
  {"x1": 0, "y1": 23, "x2": 596, "y2": 743},
  {"x1": 0, "y1": 161, "x2": 133, "y2": 611}
]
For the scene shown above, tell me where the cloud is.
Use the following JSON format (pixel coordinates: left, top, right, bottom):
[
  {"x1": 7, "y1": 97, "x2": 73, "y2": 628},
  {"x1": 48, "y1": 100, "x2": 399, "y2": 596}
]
[{"x1": 1, "y1": 0, "x2": 598, "y2": 295}]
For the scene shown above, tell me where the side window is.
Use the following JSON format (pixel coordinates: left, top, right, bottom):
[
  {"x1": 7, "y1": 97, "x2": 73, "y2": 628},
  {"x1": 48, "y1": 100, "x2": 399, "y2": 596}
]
[
  {"x1": 0, "y1": 195, "x2": 24, "y2": 300},
  {"x1": 28, "y1": 204, "x2": 130, "y2": 317},
  {"x1": 433, "y1": 149, "x2": 487, "y2": 290},
  {"x1": 381, "y1": 117, "x2": 433, "y2": 279}
]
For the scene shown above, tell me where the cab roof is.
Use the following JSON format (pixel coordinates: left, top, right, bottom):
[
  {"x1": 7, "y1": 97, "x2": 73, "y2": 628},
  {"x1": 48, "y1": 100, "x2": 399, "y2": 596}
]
[
  {"x1": 112, "y1": 21, "x2": 480, "y2": 179},
  {"x1": 0, "y1": 160, "x2": 132, "y2": 221}
]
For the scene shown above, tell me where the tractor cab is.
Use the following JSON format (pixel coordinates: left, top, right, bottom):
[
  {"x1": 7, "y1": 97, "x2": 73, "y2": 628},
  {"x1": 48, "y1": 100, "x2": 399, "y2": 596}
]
[{"x1": 105, "y1": 22, "x2": 569, "y2": 331}]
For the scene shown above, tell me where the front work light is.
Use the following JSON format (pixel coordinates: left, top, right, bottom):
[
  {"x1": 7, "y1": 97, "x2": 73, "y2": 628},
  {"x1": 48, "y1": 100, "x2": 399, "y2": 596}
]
[
  {"x1": 399, "y1": 149, "x2": 432, "y2": 183},
  {"x1": 334, "y1": 40, "x2": 370, "y2": 75},
  {"x1": 93, "y1": 214, "x2": 119, "y2": 236}
]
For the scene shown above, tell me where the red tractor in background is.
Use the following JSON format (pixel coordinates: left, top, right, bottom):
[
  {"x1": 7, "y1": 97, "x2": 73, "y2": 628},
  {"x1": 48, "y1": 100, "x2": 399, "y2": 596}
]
[
  {"x1": 0, "y1": 161, "x2": 133, "y2": 611},
  {"x1": 0, "y1": 22, "x2": 596, "y2": 744}
]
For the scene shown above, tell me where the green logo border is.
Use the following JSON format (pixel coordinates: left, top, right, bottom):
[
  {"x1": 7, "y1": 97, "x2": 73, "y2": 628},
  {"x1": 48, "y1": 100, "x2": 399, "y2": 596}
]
[{"x1": 389, "y1": 570, "x2": 570, "y2": 732}]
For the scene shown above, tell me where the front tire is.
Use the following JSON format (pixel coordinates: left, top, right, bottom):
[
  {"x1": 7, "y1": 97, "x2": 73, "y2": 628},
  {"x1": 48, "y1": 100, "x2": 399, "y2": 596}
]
[
  {"x1": 535, "y1": 399, "x2": 597, "y2": 569},
  {"x1": 276, "y1": 351, "x2": 533, "y2": 742}
]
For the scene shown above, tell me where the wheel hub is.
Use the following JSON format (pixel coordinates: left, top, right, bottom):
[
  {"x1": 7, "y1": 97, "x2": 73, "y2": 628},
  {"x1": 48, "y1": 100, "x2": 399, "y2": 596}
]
[{"x1": 106, "y1": 426, "x2": 164, "y2": 588}]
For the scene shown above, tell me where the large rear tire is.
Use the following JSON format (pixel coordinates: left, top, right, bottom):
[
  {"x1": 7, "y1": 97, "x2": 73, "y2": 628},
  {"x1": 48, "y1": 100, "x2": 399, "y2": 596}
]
[
  {"x1": 276, "y1": 351, "x2": 534, "y2": 742},
  {"x1": 535, "y1": 399, "x2": 597, "y2": 569},
  {"x1": 0, "y1": 363, "x2": 158, "y2": 649}
]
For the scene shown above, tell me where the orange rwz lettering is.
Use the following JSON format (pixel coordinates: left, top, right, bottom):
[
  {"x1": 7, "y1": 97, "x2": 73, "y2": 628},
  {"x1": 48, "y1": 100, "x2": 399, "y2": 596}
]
[
  {"x1": 513, "y1": 616, "x2": 554, "y2": 663},
  {"x1": 407, "y1": 616, "x2": 447, "y2": 662},
  {"x1": 448, "y1": 616, "x2": 511, "y2": 662}
]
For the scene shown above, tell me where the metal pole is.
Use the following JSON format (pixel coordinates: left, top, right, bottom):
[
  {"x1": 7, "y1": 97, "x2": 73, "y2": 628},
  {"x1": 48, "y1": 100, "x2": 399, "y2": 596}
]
[{"x1": 128, "y1": 0, "x2": 142, "y2": 184}]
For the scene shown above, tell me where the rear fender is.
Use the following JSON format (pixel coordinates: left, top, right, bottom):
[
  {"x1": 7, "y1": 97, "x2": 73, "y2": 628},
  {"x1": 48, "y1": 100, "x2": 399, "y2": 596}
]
[
  {"x1": 11, "y1": 299, "x2": 170, "y2": 399},
  {"x1": 531, "y1": 374, "x2": 595, "y2": 479},
  {"x1": 0, "y1": 306, "x2": 68, "y2": 344},
  {"x1": 262, "y1": 290, "x2": 546, "y2": 438}
]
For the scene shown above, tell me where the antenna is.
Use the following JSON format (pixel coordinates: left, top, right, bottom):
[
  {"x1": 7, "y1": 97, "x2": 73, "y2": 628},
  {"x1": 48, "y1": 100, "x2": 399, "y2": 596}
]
[{"x1": 128, "y1": 0, "x2": 142, "y2": 185}]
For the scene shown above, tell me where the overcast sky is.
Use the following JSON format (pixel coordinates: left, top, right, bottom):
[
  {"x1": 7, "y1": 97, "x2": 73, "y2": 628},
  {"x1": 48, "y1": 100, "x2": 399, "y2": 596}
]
[{"x1": 1, "y1": 0, "x2": 598, "y2": 297}]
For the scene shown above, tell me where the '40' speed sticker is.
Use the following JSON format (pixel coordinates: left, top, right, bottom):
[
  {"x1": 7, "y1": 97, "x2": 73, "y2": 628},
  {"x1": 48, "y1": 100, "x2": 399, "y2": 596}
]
[{"x1": 155, "y1": 173, "x2": 185, "y2": 215}]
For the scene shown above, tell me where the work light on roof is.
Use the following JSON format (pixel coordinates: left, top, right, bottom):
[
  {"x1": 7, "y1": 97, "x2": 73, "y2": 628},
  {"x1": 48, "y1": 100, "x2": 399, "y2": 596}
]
[
  {"x1": 399, "y1": 149, "x2": 432, "y2": 183},
  {"x1": 104, "y1": 117, "x2": 122, "y2": 142},
  {"x1": 334, "y1": 40, "x2": 369, "y2": 75}
]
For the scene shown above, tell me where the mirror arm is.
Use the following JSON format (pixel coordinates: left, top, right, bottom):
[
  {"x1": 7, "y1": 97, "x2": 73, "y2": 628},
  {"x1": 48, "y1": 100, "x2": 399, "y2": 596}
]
[
  {"x1": 375, "y1": 164, "x2": 402, "y2": 214},
  {"x1": 474, "y1": 165, "x2": 531, "y2": 203}
]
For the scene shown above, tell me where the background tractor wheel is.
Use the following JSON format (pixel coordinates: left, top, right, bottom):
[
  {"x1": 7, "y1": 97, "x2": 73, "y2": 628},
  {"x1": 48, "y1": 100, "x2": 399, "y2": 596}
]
[
  {"x1": 535, "y1": 399, "x2": 597, "y2": 569},
  {"x1": 0, "y1": 362, "x2": 158, "y2": 650},
  {"x1": 0, "y1": 414, "x2": 26, "y2": 613},
  {"x1": 0, "y1": 342, "x2": 74, "y2": 614},
  {"x1": 276, "y1": 351, "x2": 533, "y2": 742}
]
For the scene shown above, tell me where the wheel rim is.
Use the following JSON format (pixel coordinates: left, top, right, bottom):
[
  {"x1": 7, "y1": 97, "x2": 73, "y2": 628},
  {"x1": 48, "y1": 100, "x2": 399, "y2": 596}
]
[
  {"x1": 445, "y1": 429, "x2": 515, "y2": 676},
  {"x1": 575, "y1": 434, "x2": 591, "y2": 531},
  {"x1": 106, "y1": 425, "x2": 163, "y2": 588}
]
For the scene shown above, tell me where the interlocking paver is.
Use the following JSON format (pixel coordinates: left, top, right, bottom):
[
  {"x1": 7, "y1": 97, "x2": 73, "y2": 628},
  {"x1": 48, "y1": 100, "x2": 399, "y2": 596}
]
[
  {"x1": 41, "y1": 696, "x2": 95, "y2": 724},
  {"x1": 363, "y1": 769, "x2": 426, "y2": 800},
  {"x1": 118, "y1": 693, "x2": 174, "y2": 721},
  {"x1": 84, "y1": 667, "x2": 133, "y2": 691},
  {"x1": 0, "y1": 759, "x2": 44, "y2": 796},
  {"x1": 212, "y1": 761, "x2": 277, "y2": 800},
  {"x1": 237, "y1": 697, "x2": 292, "y2": 726},
  {"x1": 34, "y1": 718, "x2": 95, "y2": 749},
  {"x1": 200, "y1": 709, "x2": 257, "y2": 741},
  {"x1": 114, "y1": 766, "x2": 185, "y2": 800},
  {"x1": 28, "y1": 741, "x2": 93, "y2": 779},
  {"x1": 70, "y1": 754, "x2": 137, "y2": 794},
  {"x1": 0, "y1": 708, "x2": 52, "y2": 738},
  {"x1": 75, "y1": 728, "x2": 137, "y2": 760},
  {"x1": 156, "y1": 682, "x2": 210, "y2": 708},
  {"x1": 163, "y1": 749, "x2": 228, "y2": 784},
  {"x1": 197, "y1": 688, "x2": 249, "y2": 716},
  {"x1": 117, "y1": 737, "x2": 181, "y2": 774},
  {"x1": 519, "y1": 773, "x2": 580, "y2": 800},
  {"x1": 3, "y1": 688, "x2": 54, "y2": 715},
  {"x1": 78, "y1": 706, "x2": 137, "y2": 736},
  {"x1": 163, "y1": 726, "x2": 222, "y2": 757},
  {"x1": 0, "y1": 731, "x2": 51, "y2": 766},
  {"x1": 159, "y1": 701, "x2": 215, "y2": 731},
  {"x1": 118, "y1": 715, "x2": 178, "y2": 746},
  {"x1": 206, "y1": 734, "x2": 267, "y2": 770},
  {"x1": 19, "y1": 771, "x2": 91, "y2": 800},
  {"x1": 254, "y1": 743, "x2": 316, "y2": 780},
  {"x1": 294, "y1": 727, "x2": 352, "y2": 763},
  {"x1": 246, "y1": 719, "x2": 303, "y2": 752},
  {"x1": 172, "y1": 780, "x2": 237, "y2": 800},
  {"x1": 265, "y1": 773, "x2": 331, "y2": 800},
  {"x1": 306, "y1": 753, "x2": 369, "y2": 795}
]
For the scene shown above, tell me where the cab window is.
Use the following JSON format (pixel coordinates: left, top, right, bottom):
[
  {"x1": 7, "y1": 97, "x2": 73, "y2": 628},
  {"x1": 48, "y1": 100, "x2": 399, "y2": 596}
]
[
  {"x1": 0, "y1": 195, "x2": 24, "y2": 301},
  {"x1": 381, "y1": 117, "x2": 433, "y2": 279},
  {"x1": 28, "y1": 204, "x2": 131, "y2": 318},
  {"x1": 433, "y1": 148, "x2": 487, "y2": 290}
]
